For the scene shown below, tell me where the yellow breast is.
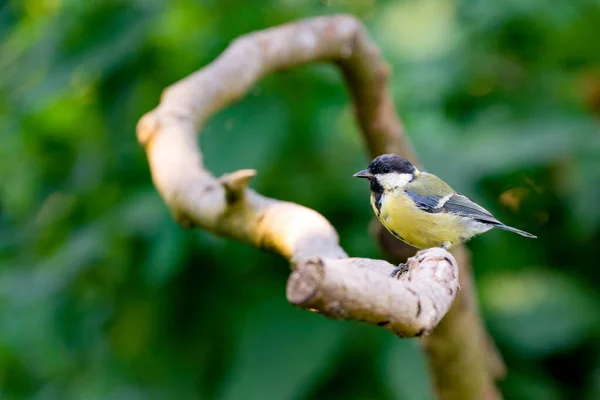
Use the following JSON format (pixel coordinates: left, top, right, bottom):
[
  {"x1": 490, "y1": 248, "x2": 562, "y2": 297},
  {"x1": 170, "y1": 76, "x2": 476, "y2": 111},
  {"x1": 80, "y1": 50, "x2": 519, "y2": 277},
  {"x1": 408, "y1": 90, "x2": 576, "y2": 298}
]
[{"x1": 371, "y1": 190, "x2": 464, "y2": 249}]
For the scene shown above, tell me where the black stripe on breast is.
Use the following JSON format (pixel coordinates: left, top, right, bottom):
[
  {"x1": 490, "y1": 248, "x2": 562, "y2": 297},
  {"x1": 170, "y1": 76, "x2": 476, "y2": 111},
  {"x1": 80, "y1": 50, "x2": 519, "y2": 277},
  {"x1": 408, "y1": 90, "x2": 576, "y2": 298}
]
[
  {"x1": 373, "y1": 192, "x2": 383, "y2": 215},
  {"x1": 390, "y1": 229, "x2": 402, "y2": 240},
  {"x1": 389, "y1": 229, "x2": 410, "y2": 245},
  {"x1": 370, "y1": 180, "x2": 384, "y2": 216}
]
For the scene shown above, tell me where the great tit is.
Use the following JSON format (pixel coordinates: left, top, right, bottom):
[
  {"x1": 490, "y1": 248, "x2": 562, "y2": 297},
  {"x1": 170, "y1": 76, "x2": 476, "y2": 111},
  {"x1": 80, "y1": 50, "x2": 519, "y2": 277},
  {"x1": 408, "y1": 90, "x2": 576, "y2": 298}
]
[{"x1": 354, "y1": 154, "x2": 536, "y2": 250}]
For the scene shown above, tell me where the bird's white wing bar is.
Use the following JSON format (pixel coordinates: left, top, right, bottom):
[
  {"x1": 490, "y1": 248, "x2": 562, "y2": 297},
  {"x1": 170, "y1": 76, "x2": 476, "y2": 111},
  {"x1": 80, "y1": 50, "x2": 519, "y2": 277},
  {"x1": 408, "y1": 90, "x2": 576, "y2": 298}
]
[
  {"x1": 436, "y1": 194, "x2": 453, "y2": 208},
  {"x1": 443, "y1": 194, "x2": 500, "y2": 224},
  {"x1": 405, "y1": 190, "x2": 445, "y2": 212}
]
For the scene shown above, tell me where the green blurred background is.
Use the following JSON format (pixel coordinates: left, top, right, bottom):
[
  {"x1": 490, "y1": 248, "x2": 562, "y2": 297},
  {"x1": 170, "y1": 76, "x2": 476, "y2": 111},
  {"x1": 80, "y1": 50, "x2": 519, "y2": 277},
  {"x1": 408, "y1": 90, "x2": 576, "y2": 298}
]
[{"x1": 1, "y1": 0, "x2": 600, "y2": 399}]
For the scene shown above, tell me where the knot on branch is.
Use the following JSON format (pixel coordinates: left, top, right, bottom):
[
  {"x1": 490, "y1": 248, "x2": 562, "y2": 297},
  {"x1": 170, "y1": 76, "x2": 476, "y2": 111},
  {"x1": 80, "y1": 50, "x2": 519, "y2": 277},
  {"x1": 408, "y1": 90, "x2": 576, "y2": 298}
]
[
  {"x1": 219, "y1": 169, "x2": 257, "y2": 204},
  {"x1": 137, "y1": 113, "x2": 160, "y2": 146}
]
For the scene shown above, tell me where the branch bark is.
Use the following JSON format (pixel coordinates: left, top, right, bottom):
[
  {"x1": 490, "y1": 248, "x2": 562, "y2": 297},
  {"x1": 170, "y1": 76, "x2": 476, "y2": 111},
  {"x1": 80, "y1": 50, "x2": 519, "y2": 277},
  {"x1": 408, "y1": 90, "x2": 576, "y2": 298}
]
[{"x1": 136, "y1": 14, "x2": 503, "y2": 400}]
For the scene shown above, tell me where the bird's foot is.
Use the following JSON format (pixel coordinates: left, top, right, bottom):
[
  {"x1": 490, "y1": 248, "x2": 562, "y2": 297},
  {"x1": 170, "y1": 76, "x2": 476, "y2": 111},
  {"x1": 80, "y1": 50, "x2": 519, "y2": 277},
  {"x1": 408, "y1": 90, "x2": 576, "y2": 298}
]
[
  {"x1": 441, "y1": 241, "x2": 451, "y2": 250},
  {"x1": 390, "y1": 263, "x2": 409, "y2": 279}
]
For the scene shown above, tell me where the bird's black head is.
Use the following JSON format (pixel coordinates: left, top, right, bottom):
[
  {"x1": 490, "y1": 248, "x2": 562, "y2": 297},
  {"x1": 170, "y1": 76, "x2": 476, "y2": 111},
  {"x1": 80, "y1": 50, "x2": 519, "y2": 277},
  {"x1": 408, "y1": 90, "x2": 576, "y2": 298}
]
[
  {"x1": 353, "y1": 154, "x2": 418, "y2": 193},
  {"x1": 353, "y1": 154, "x2": 417, "y2": 180},
  {"x1": 366, "y1": 154, "x2": 416, "y2": 176}
]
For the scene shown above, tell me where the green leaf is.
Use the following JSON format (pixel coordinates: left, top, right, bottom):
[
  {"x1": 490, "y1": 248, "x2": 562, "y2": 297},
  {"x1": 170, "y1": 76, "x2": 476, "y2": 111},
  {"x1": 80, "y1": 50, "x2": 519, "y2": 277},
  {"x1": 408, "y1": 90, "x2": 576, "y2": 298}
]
[
  {"x1": 380, "y1": 337, "x2": 435, "y2": 400},
  {"x1": 142, "y1": 223, "x2": 187, "y2": 287},
  {"x1": 217, "y1": 297, "x2": 346, "y2": 400},
  {"x1": 480, "y1": 269, "x2": 600, "y2": 357},
  {"x1": 500, "y1": 369, "x2": 564, "y2": 400}
]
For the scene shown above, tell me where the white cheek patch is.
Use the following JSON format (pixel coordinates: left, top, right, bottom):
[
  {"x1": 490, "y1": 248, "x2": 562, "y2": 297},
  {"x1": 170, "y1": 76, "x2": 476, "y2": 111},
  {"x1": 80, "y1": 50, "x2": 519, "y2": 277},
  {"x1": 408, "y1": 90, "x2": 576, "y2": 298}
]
[{"x1": 379, "y1": 173, "x2": 413, "y2": 190}]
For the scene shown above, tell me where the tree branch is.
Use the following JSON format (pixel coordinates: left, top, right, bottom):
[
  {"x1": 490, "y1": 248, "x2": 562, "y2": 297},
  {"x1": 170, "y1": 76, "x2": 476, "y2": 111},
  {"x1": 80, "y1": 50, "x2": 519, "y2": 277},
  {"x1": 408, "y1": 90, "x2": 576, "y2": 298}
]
[
  {"x1": 287, "y1": 249, "x2": 458, "y2": 337},
  {"x1": 137, "y1": 15, "x2": 458, "y2": 339},
  {"x1": 137, "y1": 14, "x2": 504, "y2": 399}
]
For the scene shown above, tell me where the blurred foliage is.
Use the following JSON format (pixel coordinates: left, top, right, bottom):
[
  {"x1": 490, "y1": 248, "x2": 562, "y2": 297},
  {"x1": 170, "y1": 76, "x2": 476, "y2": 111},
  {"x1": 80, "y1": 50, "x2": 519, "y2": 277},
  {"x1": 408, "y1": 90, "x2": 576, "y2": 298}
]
[{"x1": 1, "y1": 0, "x2": 599, "y2": 399}]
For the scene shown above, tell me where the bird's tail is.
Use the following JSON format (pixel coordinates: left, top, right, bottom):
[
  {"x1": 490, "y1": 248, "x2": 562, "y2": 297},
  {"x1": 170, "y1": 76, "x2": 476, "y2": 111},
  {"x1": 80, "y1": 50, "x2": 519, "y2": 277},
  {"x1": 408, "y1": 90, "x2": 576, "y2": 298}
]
[{"x1": 493, "y1": 224, "x2": 537, "y2": 238}]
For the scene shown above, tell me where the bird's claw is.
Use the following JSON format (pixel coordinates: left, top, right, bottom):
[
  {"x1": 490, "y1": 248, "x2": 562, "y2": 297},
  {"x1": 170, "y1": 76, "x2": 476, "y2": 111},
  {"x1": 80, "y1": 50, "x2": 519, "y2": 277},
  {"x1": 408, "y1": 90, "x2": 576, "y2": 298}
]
[{"x1": 390, "y1": 263, "x2": 408, "y2": 279}]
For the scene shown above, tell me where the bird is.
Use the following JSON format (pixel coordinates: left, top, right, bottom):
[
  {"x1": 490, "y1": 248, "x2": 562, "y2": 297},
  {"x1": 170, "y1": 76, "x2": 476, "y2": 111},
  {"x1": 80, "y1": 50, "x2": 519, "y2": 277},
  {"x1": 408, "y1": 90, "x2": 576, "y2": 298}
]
[{"x1": 353, "y1": 154, "x2": 536, "y2": 251}]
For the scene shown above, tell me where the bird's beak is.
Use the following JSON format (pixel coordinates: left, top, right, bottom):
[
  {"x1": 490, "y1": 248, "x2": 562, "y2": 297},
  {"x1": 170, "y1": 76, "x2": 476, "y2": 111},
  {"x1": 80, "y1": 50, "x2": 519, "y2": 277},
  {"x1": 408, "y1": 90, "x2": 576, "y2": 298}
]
[{"x1": 353, "y1": 169, "x2": 373, "y2": 179}]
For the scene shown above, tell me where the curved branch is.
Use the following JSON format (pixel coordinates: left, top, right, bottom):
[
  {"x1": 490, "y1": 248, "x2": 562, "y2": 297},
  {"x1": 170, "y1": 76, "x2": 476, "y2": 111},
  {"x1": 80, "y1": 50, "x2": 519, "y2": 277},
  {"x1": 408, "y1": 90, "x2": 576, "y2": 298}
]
[
  {"x1": 287, "y1": 250, "x2": 458, "y2": 337},
  {"x1": 137, "y1": 15, "x2": 458, "y2": 338},
  {"x1": 137, "y1": 14, "x2": 504, "y2": 399}
]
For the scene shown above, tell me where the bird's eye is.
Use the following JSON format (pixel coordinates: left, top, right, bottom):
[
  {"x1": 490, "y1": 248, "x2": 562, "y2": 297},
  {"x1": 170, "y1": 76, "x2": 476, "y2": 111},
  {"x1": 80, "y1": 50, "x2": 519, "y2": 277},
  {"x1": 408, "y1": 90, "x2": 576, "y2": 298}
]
[{"x1": 383, "y1": 167, "x2": 391, "y2": 173}]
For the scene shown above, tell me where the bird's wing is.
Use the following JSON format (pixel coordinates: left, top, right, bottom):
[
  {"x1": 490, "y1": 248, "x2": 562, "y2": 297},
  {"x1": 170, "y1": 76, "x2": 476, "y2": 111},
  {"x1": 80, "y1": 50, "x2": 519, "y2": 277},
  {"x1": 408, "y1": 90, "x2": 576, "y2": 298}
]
[
  {"x1": 442, "y1": 193, "x2": 501, "y2": 224},
  {"x1": 404, "y1": 190, "x2": 445, "y2": 212},
  {"x1": 404, "y1": 173, "x2": 454, "y2": 213},
  {"x1": 406, "y1": 174, "x2": 501, "y2": 224}
]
